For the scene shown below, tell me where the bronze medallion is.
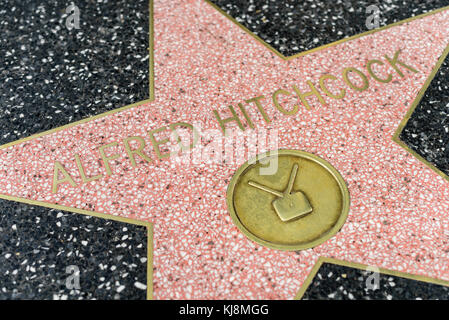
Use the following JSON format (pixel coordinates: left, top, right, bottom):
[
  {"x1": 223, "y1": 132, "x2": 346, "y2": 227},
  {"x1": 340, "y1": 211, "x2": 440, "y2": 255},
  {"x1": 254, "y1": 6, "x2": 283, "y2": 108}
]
[{"x1": 227, "y1": 149, "x2": 350, "y2": 251}]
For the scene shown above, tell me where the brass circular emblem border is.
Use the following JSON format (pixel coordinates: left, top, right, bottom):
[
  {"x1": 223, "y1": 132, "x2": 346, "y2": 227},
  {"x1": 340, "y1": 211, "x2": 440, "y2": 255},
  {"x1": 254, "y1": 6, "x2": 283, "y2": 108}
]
[{"x1": 226, "y1": 149, "x2": 350, "y2": 251}]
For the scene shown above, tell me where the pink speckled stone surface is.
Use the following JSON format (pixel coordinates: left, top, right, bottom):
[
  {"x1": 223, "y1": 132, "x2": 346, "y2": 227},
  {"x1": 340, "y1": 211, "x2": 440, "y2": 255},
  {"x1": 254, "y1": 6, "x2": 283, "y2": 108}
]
[{"x1": 1, "y1": 0, "x2": 449, "y2": 299}]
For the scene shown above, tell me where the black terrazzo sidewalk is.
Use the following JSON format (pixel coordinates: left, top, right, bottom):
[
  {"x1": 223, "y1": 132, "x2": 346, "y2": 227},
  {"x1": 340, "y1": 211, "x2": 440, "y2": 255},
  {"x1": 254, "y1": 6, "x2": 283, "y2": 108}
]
[
  {"x1": 399, "y1": 51, "x2": 449, "y2": 177},
  {"x1": 0, "y1": 199, "x2": 148, "y2": 300},
  {"x1": 302, "y1": 262, "x2": 449, "y2": 300},
  {"x1": 210, "y1": 0, "x2": 449, "y2": 57},
  {"x1": 0, "y1": 0, "x2": 150, "y2": 145}
]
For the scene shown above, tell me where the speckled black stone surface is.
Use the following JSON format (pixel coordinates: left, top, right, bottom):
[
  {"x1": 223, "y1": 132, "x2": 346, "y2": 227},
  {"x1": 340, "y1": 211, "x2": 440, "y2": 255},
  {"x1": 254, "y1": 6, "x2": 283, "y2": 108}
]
[
  {"x1": 0, "y1": 0, "x2": 149, "y2": 145},
  {"x1": 0, "y1": 199, "x2": 148, "y2": 300},
  {"x1": 302, "y1": 263, "x2": 449, "y2": 300},
  {"x1": 210, "y1": 0, "x2": 449, "y2": 57},
  {"x1": 400, "y1": 54, "x2": 449, "y2": 176}
]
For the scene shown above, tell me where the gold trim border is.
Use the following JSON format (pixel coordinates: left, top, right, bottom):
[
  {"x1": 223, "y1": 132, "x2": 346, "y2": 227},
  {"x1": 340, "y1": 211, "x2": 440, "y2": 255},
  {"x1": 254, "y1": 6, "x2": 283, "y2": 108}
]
[
  {"x1": 295, "y1": 256, "x2": 449, "y2": 299},
  {"x1": 1, "y1": 0, "x2": 448, "y2": 301},
  {"x1": 392, "y1": 43, "x2": 449, "y2": 182},
  {"x1": 204, "y1": 0, "x2": 449, "y2": 61}
]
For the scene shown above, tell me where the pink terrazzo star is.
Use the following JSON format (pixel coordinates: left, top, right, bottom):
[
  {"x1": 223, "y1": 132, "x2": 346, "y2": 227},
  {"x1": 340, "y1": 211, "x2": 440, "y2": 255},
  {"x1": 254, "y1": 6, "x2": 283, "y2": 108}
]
[{"x1": 1, "y1": 0, "x2": 449, "y2": 299}]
